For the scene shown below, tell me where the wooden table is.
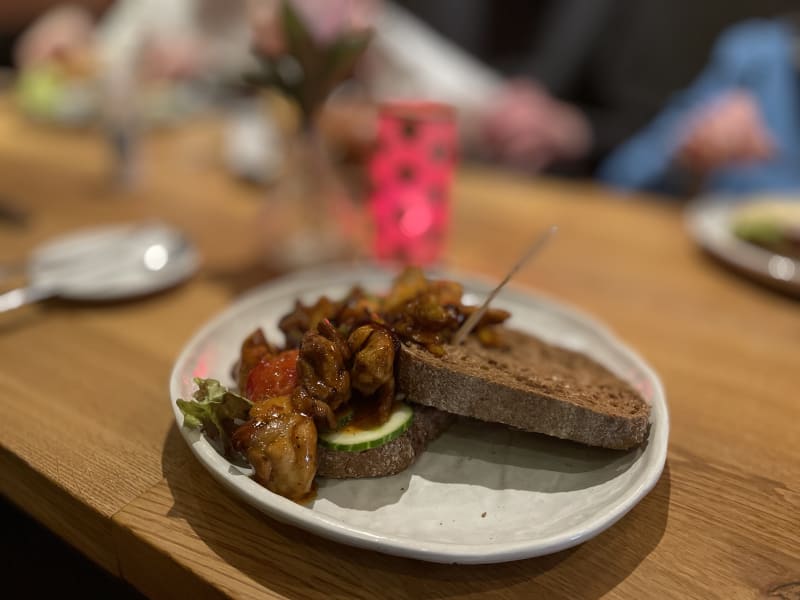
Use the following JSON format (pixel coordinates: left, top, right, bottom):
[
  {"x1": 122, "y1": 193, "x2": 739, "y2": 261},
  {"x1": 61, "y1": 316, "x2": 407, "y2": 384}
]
[{"x1": 0, "y1": 100, "x2": 798, "y2": 600}]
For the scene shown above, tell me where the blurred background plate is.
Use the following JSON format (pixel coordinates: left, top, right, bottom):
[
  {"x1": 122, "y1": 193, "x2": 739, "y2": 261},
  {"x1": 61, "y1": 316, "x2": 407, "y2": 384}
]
[
  {"x1": 28, "y1": 221, "x2": 200, "y2": 301},
  {"x1": 686, "y1": 195, "x2": 800, "y2": 296}
]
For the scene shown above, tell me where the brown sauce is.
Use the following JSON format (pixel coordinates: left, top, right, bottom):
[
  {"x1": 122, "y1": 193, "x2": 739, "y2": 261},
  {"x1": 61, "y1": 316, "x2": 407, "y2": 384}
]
[{"x1": 342, "y1": 398, "x2": 393, "y2": 432}]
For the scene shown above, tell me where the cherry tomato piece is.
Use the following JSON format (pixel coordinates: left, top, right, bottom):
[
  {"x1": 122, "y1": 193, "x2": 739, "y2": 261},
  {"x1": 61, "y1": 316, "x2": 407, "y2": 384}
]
[{"x1": 245, "y1": 349, "x2": 299, "y2": 402}]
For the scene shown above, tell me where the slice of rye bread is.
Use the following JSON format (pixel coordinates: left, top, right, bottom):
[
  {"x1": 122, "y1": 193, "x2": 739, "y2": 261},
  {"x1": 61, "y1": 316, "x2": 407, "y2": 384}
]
[
  {"x1": 396, "y1": 328, "x2": 650, "y2": 450},
  {"x1": 317, "y1": 406, "x2": 455, "y2": 479}
]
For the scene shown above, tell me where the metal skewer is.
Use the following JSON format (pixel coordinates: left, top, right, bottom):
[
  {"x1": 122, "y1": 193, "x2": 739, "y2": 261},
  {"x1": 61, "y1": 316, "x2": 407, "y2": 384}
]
[{"x1": 451, "y1": 224, "x2": 558, "y2": 346}]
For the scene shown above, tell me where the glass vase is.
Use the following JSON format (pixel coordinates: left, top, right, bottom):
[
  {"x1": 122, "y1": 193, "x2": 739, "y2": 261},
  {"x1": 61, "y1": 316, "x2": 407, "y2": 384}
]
[{"x1": 260, "y1": 120, "x2": 364, "y2": 271}]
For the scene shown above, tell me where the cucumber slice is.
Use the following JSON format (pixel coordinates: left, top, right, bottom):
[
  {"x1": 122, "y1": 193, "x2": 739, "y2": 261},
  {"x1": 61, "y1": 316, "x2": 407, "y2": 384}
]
[{"x1": 319, "y1": 403, "x2": 413, "y2": 452}]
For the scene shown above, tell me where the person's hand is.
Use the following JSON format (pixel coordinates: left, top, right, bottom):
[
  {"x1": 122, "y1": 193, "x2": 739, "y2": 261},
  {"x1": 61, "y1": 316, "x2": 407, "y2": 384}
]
[
  {"x1": 15, "y1": 5, "x2": 95, "y2": 69},
  {"x1": 480, "y1": 79, "x2": 591, "y2": 170},
  {"x1": 677, "y1": 90, "x2": 774, "y2": 174}
]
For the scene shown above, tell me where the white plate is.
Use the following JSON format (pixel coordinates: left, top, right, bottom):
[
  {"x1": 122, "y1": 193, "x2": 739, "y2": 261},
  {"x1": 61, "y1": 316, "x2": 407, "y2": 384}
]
[
  {"x1": 28, "y1": 222, "x2": 200, "y2": 301},
  {"x1": 170, "y1": 265, "x2": 668, "y2": 564},
  {"x1": 686, "y1": 196, "x2": 800, "y2": 295}
]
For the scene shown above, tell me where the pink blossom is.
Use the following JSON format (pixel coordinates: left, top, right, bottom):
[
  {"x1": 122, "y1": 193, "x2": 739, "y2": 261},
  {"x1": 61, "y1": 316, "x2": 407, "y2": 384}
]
[{"x1": 290, "y1": 0, "x2": 375, "y2": 45}]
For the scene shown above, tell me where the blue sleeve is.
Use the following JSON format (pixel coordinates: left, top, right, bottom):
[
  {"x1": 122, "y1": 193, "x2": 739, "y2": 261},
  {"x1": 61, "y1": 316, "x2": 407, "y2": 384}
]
[{"x1": 597, "y1": 20, "x2": 790, "y2": 195}]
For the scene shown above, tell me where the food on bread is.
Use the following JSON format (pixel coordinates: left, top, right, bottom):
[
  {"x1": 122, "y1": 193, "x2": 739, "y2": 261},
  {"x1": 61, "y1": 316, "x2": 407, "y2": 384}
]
[
  {"x1": 397, "y1": 330, "x2": 649, "y2": 449},
  {"x1": 177, "y1": 267, "x2": 650, "y2": 503},
  {"x1": 318, "y1": 406, "x2": 455, "y2": 479},
  {"x1": 318, "y1": 402, "x2": 414, "y2": 452}
]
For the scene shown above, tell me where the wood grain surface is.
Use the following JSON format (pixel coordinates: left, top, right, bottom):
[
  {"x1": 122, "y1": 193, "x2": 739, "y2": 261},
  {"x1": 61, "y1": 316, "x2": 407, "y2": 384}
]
[{"x1": 0, "y1": 99, "x2": 798, "y2": 599}]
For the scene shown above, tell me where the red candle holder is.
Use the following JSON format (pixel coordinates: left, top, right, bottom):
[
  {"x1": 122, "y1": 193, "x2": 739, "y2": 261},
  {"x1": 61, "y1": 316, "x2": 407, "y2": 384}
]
[{"x1": 368, "y1": 101, "x2": 457, "y2": 265}]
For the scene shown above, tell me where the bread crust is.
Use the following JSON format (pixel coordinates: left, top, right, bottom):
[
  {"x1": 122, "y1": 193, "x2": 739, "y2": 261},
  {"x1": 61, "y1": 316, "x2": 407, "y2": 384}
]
[{"x1": 396, "y1": 329, "x2": 650, "y2": 450}]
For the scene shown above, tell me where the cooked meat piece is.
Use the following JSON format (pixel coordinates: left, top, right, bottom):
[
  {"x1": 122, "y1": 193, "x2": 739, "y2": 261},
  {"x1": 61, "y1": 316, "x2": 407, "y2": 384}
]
[
  {"x1": 476, "y1": 325, "x2": 507, "y2": 348},
  {"x1": 292, "y1": 385, "x2": 337, "y2": 430},
  {"x1": 295, "y1": 319, "x2": 351, "y2": 412},
  {"x1": 232, "y1": 395, "x2": 317, "y2": 500},
  {"x1": 460, "y1": 305, "x2": 511, "y2": 327},
  {"x1": 376, "y1": 268, "x2": 510, "y2": 354},
  {"x1": 382, "y1": 266, "x2": 429, "y2": 312},
  {"x1": 348, "y1": 324, "x2": 396, "y2": 395},
  {"x1": 428, "y1": 279, "x2": 464, "y2": 307},
  {"x1": 383, "y1": 291, "x2": 461, "y2": 355},
  {"x1": 279, "y1": 297, "x2": 340, "y2": 348},
  {"x1": 333, "y1": 286, "x2": 383, "y2": 337},
  {"x1": 373, "y1": 378, "x2": 395, "y2": 425}
]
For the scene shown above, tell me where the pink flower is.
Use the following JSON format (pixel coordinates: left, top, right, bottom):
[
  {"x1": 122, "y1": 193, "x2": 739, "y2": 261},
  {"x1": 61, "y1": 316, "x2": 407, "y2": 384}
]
[
  {"x1": 252, "y1": 0, "x2": 375, "y2": 57},
  {"x1": 249, "y1": 0, "x2": 375, "y2": 119},
  {"x1": 287, "y1": 0, "x2": 375, "y2": 45}
]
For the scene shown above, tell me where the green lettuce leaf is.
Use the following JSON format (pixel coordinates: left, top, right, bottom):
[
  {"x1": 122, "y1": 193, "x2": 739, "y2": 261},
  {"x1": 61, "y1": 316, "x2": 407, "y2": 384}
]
[{"x1": 177, "y1": 378, "x2": 252, "y2": 456}]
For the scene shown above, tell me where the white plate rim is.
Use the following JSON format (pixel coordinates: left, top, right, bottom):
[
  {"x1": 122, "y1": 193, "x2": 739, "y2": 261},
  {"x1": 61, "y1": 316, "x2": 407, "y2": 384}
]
[{"x1": 169, "y1": 264, "x2": 669, "y2": 564}]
